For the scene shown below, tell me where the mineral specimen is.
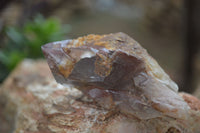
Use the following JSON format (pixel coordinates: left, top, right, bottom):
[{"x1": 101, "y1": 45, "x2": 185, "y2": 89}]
[{"x1": 42, "y1": 32, "x2": 189, "y2": 120}]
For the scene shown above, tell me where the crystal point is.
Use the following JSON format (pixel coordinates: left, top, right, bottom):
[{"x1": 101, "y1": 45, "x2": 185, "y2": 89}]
[{"x1": 42, "y1": 32, "x2": 189, "y2": 120}]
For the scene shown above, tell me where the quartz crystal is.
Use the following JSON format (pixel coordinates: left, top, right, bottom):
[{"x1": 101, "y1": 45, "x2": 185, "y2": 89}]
[{"x1": 42, "y1": 32, "x2": 190, "y2": 120}]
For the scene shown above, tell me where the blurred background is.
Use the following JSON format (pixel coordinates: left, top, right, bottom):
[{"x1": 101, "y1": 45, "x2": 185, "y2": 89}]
[{"x1": 0, "y1": 0, "x2": 199, "y2": 93}]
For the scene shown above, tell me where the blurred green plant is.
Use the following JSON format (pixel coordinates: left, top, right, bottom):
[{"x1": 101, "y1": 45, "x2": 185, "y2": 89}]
[{"x1": 0, "y1": 15, "x2": 71, "y2": 82}]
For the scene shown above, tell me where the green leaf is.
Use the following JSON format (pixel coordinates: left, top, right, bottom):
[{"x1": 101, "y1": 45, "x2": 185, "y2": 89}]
[{"x1": 1, "y1": 14, "x2": 71, "y2": 82}]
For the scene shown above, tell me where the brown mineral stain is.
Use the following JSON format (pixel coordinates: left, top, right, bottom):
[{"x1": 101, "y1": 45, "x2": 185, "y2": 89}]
[
  {"x1": 85, "y1": 34, "x2": 103, "y2": 41},
  {"x1": 69, "y1": 34, "x2": 104, "y2": 47},
  {"x1": 58, "y1": 64, "x2": 74, "y2": 78},
  {"x1": 95, "y1": 54, "x2": 113, "y2": 77}
]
